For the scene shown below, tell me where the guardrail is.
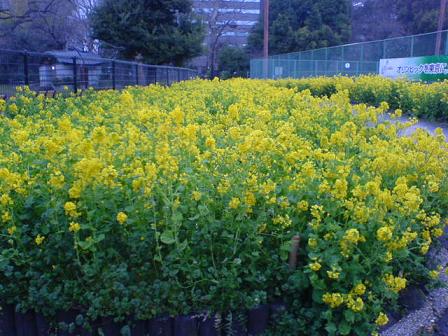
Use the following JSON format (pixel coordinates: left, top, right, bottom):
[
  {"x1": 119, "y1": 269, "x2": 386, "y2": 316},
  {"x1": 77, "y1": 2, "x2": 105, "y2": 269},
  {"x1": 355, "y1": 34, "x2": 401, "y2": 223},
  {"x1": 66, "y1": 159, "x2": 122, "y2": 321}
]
[{"x1": 0, "y1": 49, "x2": 198, "y2": 97}]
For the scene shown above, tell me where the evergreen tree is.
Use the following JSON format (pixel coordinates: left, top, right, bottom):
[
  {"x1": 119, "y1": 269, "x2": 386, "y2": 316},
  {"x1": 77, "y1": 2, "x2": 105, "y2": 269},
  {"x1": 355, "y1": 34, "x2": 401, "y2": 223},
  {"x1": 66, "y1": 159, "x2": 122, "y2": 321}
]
[
  {"x1": 352, "y1": 0, "x2": 404, "y2": 42},
  {"x1": 217, "y1": 46, "x2": 249, "y2": 79},
  {"x1": 395, "y1": 0, "x2": 445, "y2": 34},
  {"x1": 248, "y1": 0, "x2": 351, "y2": 55},
  {"x1": 352, "y1": 0, "x2": 447, "y2": 42},
  {"x1": 90, "y1": 0, "x2": 204, "y2": 65}
]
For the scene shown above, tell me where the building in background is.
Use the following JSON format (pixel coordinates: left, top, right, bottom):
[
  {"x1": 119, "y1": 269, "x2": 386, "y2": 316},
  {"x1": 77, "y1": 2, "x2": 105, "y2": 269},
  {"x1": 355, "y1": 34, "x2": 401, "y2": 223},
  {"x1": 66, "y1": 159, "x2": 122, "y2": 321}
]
[
  {"x1": 0, "y1": 0, "x2": 9, "y2": 11},
  {"x1": 191, "y1": 0, "x2": 261, "y2": 74}
]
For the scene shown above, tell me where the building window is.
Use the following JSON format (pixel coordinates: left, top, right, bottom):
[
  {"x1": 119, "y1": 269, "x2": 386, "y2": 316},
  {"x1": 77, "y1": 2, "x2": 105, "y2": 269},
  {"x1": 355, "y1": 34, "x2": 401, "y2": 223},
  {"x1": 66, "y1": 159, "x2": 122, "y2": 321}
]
[{"x1": 0, "y1": 0, "x2": 10, "y2": 11}]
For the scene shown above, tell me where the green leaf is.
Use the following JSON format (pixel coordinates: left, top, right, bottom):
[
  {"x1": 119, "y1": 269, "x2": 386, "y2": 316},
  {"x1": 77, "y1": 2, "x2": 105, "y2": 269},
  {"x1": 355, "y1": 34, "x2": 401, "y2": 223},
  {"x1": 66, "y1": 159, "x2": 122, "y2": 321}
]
[
  {"x1": 95, "y1": 234, "x2": 105, "y2": 243},
  {"x1": 339, "y1": 321, "x2": 351, "y2": 335},
  {"x1": 160, "y1": 230, "x2": 176, "y2": 245},
  {"x1": 171, "y1": 212, "x2": 183, "y2": 223},
  {"x1": 280, "y1": 241, "x2": 291, "y2": 261},
  {"x1": 77, "y1": 240, "x2": 93, "y2": 250},
  {"x1": 178, "y1": 240, "x2": 188, "y2": 251},
  {"x1": 344, "y1": 309, "x2": 355, "y2": 323},
  {"x1": 325, "y1": 322, "x2": 337, "y2": 336}
]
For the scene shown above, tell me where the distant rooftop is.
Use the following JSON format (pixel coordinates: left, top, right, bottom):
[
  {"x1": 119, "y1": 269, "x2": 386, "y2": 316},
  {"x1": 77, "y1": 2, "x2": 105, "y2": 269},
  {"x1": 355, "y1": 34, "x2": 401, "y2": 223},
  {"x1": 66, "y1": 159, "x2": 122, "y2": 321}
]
[{"x1": 44, "y1": 50, "x2": 103, "y2": 65}]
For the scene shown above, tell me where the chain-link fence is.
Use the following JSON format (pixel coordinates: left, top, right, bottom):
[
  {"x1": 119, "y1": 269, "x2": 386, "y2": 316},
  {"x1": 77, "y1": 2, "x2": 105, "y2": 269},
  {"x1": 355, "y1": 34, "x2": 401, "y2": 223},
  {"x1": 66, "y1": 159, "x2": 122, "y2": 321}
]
[
  {"x1": 0, "y1": 49, "x2": 198, "y2": 97},
  {"x1": 251, "y1": 30, "x2": 448, "y2": 79}
]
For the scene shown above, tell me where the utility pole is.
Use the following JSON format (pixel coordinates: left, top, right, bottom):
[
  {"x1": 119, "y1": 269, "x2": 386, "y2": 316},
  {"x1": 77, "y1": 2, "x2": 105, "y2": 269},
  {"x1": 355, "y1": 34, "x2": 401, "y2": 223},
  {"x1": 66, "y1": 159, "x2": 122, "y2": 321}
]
[
  {"x1": 263, "y1": 0, "x2": 269, "y2": 78},
  {"x1": 435, "y1": 0, "x2": 447, "y2": 55}
]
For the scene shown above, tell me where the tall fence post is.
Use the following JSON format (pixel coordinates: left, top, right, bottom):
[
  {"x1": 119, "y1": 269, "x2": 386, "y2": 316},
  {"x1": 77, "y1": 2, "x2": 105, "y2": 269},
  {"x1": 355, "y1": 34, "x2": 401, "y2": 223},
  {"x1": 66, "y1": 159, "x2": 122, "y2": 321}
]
[
  {"x1": 154, "y1": 67, "x2": 157, "y2": 84},
  {"x1": 135, "y1": 63, "x2": 139, "y2": 85},
  {"x1": 445, "y1": 31, "x2": 448, "y2": 55},
  {"x1": 166, "y1": 68, "x2": 169, "y2": 85},
  {"x1": 23, "y1": 52, "x2": 29, "y2": 87},
  {"x1": 112, "y1": 61, "x2": 116, "y2": 90},
  {"x1": 72, "y1": 57, "x2": 78, "y2": 94}
]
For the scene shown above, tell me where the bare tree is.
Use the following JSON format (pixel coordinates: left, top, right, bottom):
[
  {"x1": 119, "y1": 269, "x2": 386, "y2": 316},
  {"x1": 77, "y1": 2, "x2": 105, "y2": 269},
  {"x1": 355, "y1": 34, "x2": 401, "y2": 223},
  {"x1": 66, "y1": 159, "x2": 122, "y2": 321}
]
[
  {"x1": 0, "y1": 0, "x2": 90, "y2": 51},
  {"x1": 0, "y1": 0, "x2": 58, "y2": 33},
  {"x1": 68, "y1": 0, "x2": 98, "y2": 32},
  {"x1": 195, "y1": 0, "x2": 253, "y2": 77}
]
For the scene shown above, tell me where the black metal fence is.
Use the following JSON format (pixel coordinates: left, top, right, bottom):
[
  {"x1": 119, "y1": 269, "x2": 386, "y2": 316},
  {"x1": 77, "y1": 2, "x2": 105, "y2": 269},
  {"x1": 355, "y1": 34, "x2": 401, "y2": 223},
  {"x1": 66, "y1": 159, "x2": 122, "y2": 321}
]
[{"x1": 0, "y1": 49, "x2": 198, "y2": 97}]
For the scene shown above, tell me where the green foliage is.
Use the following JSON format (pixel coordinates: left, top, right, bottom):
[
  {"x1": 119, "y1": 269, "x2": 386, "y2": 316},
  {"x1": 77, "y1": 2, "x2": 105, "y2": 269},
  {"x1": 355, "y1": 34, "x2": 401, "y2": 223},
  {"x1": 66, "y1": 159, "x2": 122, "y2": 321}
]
[
  {"x1": 395, "y1": 0, "x2": 446, "y2": 35},
  {"x1": 217, "y1": 47, "x2": 250, "y2": 79},
  {"x1": 351, "y1": 0, "x2": 405, "y2": 42},
  {"x1": 248, "y1": 0, "x2": 351, "y2": 54},
  {"x1": 90, "y1": 0, "x2": 204, "y2": 66},
  {"x1": 352, "y1": 0, "x2": 448, "y2": 42},
  {"x1": 1, "y1": 79, "x2": 448, "y2": 335}
]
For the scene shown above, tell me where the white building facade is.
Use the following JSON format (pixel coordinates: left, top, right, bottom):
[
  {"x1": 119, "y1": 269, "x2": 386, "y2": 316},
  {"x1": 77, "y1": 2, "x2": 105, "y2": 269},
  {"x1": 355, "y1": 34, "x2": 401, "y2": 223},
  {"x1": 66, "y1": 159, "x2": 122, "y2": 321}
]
[
  {"x1": 191, "y1": 0, "x2": 262, "y2": 74},
  {"x1": 193, "y1": 0, "x2": 261, "y2": 46}
]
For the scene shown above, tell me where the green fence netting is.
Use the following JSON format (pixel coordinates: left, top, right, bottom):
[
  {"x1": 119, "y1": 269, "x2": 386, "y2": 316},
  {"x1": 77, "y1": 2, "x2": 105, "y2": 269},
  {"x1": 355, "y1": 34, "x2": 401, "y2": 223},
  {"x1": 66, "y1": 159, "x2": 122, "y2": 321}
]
[{"x1": 250, "y1": 30, "x2": 448, "y2": 79}]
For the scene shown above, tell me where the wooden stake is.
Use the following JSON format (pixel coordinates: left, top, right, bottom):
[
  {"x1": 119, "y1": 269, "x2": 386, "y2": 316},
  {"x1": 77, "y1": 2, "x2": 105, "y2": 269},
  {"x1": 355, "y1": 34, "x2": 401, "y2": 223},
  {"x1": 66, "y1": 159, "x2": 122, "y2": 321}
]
[{"x1": 288, "y1": 235, "x2": 300, "y2": 270}]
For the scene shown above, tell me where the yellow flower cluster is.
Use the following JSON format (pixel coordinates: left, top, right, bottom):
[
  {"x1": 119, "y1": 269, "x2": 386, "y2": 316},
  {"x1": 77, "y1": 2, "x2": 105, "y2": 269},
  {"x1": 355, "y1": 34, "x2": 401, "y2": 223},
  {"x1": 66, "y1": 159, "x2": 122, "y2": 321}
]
[
  {"x1": 69, "y1": 222, "x2": 81, "y2": 233},
  {"x1": 116, "y1": 212, "x2": 128, "y2": 225},
  {"x1": 322, "y1": 293, "x2": 344, "y2": 308},
  {"x1": 64, "y1": 202, "x2": 79, "y2": 218},
  {"x1": 0, "y1": 78, "x2": 447, "y2": 336},
  {"x1": 375, "y1": 312, "x2": 389, "y2": 326},
  {"x1": 322, "y1": 290, "x2": 365, "y2": 312},
  {"x1": 384, "y1": 274, "x2": 407, "y2": 293},
  {"x1": 377, "y1": 226, "x2": 393, "y2": 241},
  {"x1": 340, "y1": 228, "x2": 365, "y2": 257}
]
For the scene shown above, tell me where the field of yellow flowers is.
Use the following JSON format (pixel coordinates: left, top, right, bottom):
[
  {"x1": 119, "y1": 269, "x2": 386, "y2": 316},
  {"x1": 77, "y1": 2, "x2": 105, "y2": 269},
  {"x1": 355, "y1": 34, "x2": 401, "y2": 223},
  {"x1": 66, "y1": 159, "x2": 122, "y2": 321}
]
[
  {"x1": 275, "y1": 76, "x2": 448, "y2": 121},
  {"x1": 0, "y1": 78, "x2": 448, "y2": 335}
]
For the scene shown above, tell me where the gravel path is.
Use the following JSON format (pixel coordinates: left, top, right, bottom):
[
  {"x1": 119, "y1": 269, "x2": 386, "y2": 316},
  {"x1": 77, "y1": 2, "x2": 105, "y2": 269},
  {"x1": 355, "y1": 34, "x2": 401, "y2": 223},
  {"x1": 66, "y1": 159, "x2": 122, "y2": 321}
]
[
  {"x1": 379, "y1": 115, "x2": 448, "y2": 139},
  {"x1": 381, "y1": 245, "x2": 448, "y2": 336}
]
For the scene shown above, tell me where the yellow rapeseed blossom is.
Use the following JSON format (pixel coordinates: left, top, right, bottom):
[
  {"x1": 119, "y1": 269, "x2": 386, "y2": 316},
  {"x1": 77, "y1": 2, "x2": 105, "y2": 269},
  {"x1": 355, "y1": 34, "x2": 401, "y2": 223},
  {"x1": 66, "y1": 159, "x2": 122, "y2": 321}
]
[
  {"x1": 344, "y1": 229, "x2": 361, "y2": 243},
  {"x1": 229, "y1": 197, "x2": 241, "y2": 209},
  {"x1": 309, "y1": 262, "x2": 322, "y2": 271},
  {"x1": 64, "y1": 202, "x2": 78, "y2": 218},
  {"x1": 308, "y1": 238, "x2": 318, "y2": 249},
  {"x1": 0, "y1": 194, "x2": 12, "y2": 206},
  {"x1": 69, "y1": 222, "x2": 81, "y2": 233},
  {"x1": 297, "y1": 200, "x2": 309, "y2": 211},
  {"x1": 375, "y1": 313, "x2": 389, "y2": 326},
  {"x1": 1, "y1": 77, "x2": 448, "y2": 334},
  {"x1": 384, "y1": 274, "x2": 407, "y2": 293},
  {"x1": 327, "y1": 270, "x2": 340, "y2": 280},
  {"x1": 35, "y1": 234, "x2": 45, "y2": 246},
  {"x1": 322, "y1": 293, "x2": 344, "y2": 308},
  {"x1": 352, "y1": 283, "x2": 366, "y2": 296},
  {"x1": 192, "y1": 191, "x2": 202, "y2": 201},
  {"x1": 1, "y1": 211, "x2": 11, "y2": 222},
  {"x1": 376, "y1": 226, "x2": 393, "y2": 241},
  {"x1": 347, "y1": 296, "x2": 364, "y2": 312},
  {"x1": 116, "y1": 212, "x2": 128, "y2": 225}
]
